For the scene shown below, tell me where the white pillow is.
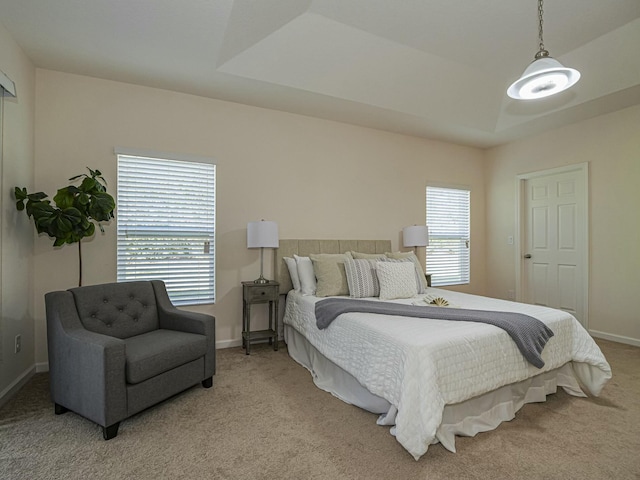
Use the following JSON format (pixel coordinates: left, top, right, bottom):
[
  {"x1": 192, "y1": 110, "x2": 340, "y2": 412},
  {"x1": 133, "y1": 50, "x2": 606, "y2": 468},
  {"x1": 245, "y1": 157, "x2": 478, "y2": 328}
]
[
  {"x1": 294, "y1": 254, "x2": 316, "y2": 295},
  {"x1": 385, "y1": 251, "x2": 428, "y2": 291},
  {"x1": 283, "y1": 257, "x2": 301, "y2": 292},
  {"x1": 376, "y1": 261, "x2": 418, "y2": 300},
  {"x1": 380, "y1": 257, "x2": 426, "y2": 294}
]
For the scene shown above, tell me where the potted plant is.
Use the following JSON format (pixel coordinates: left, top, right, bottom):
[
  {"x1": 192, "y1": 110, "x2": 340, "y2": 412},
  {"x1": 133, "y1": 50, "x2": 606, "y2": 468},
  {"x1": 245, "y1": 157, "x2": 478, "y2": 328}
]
[{"x1": 14, "y1": 167, "x2": 115, "y2": 286}]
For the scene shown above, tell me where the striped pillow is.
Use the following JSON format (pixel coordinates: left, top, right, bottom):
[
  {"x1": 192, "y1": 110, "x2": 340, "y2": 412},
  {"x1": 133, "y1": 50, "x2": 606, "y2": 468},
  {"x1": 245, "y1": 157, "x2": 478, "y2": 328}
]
[{"x1": 344, "y1": 258, "x2": 380, "y2": 298}]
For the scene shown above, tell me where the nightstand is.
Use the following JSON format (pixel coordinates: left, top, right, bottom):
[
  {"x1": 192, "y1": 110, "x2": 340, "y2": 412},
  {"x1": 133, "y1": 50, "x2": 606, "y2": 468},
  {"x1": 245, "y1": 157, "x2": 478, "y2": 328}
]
[
  {"x1": 425, "y1": 273, "x2": 432, "y2": 287},
  {"x1": 241, "y1": 281, "x2": 279, "y2": 355}
]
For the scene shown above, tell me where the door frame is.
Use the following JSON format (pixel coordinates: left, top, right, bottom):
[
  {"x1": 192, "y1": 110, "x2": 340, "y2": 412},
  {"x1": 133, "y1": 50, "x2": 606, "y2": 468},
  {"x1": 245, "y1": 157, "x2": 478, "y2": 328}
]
[{"x1": 515, "y1": 162, "x2": 589, "y2": 328}]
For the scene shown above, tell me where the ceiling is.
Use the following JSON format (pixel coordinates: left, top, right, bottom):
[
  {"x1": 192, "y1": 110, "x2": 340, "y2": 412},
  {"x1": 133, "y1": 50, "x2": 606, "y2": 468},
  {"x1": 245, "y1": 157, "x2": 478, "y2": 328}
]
[{"x1": 1, "y1": 0, "x2": 639, "y2": 148}]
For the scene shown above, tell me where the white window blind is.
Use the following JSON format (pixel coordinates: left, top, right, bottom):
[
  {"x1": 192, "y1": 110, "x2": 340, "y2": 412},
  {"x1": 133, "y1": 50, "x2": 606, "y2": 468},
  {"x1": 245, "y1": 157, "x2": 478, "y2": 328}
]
[
  {"x1": 117, "y1": 154, "x2": 216, "y2": 305},
  {"x1": 426, "y1": 186, "x2": 470, "y2": 286}
]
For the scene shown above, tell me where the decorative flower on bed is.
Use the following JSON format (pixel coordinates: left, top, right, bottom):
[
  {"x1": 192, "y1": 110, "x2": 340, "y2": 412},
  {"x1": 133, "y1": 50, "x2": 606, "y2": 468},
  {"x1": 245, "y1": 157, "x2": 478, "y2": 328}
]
[{"x1": 429, "y1": 297, "x2": 450, "y2": 307}]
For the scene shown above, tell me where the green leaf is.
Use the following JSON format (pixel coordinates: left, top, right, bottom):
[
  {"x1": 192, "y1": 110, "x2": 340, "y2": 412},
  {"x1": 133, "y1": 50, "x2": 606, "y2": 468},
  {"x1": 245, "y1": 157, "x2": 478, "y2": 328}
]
[
  {"x1": 88, "y1": 192, "x2": 116, "y2": 221},
  {"x1": 56, "y1": 215, "x2": 73, "y2": 232},
  {"x1": 61, "y1": 207, "x2": 83, "y2": 226},
  {"x1": 77, "y1": 192, "x2": 90, "y2": 206},
  {"x1": 53, "y1": 188, "x2": 75, "y2": 209},
  {"x1": 80, "y1": 177, "x2": 97, "y2": 193},
  {"x1": 31, "y1": 203, "x2": 58, "y2": 235},
  {"x1": 14, "y1": 187, "x2": 27, "y2": 201},
  {"x1": 25, "y1": 199, "x2": 51, "y2": 218},
  {"x1": 27, "y1": 192, "x2": 48, "y2": 201},
  {"x1": 30, "y1": 201, "x2": 57, "y2": 217}
]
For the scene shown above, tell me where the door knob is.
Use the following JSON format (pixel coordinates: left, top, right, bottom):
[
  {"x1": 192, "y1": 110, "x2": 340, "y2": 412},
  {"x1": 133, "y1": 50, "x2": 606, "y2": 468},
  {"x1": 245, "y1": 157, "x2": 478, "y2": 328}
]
[{"x1": 524, "y1": 254, "x2": 532, "y2": 258}]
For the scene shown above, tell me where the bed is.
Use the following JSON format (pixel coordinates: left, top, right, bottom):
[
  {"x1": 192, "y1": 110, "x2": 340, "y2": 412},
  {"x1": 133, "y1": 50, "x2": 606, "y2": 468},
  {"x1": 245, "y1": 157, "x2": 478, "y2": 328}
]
[{"x1": 275, "y1": 239, "x2": 612, "y2": 460}]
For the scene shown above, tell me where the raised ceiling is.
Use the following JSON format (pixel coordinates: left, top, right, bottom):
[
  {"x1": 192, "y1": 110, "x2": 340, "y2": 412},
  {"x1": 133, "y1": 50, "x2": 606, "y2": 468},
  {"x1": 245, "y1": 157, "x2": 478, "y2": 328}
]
[{"x1": 1, "y1": 0, "x2": 639, "y2": 148}]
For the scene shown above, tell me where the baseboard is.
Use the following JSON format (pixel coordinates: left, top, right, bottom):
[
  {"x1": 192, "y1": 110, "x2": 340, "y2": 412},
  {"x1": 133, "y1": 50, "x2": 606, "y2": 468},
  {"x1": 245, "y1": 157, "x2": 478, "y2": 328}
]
[
  {"x1": 36, "y1": 362, "x2": 49, "y2": 373},
  {"x1": 590, "y1": 330, "x2": 640, "y2": 347},
  {"x1": 217, "y1": 339, "x2": 243, "y2": 349},
  {"x1": 0, "y1": 365, "x2": 36, "y2": 409}
]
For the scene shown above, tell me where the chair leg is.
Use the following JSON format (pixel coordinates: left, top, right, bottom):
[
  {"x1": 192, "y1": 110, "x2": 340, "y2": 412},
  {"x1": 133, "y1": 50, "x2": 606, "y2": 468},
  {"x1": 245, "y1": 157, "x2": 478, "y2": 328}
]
[
  {"x1": 202, "y1": 377, "x2": 213, "y2": 388},
  {"x1": 54, "y1": 403, "x2": 69, "y2": 415},
  {"x1": 103, "y1": 422, "x2": 120, "y2": 440}
]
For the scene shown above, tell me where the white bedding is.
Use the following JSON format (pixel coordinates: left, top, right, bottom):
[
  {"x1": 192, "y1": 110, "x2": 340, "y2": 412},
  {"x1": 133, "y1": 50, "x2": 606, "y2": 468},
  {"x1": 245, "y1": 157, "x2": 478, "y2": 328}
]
[{"x1": 282, "y1": 288, "x2": 612, "y2": 460}]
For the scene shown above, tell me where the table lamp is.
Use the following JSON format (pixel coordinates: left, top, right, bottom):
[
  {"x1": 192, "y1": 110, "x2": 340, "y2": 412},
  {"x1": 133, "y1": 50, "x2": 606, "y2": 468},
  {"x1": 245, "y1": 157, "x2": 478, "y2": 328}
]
[{"x1": 247, "y1": 220, "x2": 279, "y2": 284}]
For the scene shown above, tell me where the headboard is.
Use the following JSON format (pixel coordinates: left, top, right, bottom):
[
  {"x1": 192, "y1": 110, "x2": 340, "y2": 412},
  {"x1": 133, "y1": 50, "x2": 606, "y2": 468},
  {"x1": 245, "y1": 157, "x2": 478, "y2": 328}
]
[{"x1": 274, "y1": 239, "x2": 392, "y2": 293}]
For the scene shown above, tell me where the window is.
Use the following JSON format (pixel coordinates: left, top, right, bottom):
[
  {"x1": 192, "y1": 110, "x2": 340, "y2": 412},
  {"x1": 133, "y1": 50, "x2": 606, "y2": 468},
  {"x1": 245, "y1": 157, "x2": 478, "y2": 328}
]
[
  {"x1": 117, "y1": 152, "x2": 216, "y2": 305},
  {"x1": 425, "y1": 186, "x2": 470, "y2": 286}
]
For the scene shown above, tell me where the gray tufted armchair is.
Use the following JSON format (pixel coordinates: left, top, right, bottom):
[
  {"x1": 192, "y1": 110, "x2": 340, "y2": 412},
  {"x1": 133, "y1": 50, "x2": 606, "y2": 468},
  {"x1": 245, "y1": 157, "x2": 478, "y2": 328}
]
[{"x1": 45, "y1": 280, "x2": 215, "y2": 440}]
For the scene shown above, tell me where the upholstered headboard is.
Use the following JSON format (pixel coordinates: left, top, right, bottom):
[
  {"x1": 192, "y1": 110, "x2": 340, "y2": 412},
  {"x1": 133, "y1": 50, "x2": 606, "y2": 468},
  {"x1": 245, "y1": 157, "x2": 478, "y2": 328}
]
[{"x1": 274, "y1": 239, "x2": 392, "y2": 293}]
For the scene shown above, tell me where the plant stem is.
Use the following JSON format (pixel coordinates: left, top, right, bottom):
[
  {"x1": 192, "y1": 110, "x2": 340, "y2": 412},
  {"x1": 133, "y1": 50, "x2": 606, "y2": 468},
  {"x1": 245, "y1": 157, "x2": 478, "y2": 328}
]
[{"x1": 78, "y1": 239, "x2": 82, "y2": 287}]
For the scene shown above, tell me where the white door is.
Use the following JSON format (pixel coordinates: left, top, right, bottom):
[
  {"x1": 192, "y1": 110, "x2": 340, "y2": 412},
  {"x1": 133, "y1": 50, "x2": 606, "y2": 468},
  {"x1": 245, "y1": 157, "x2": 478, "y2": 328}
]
[{"x1": 521, "y1": 165, "x2": 588, "y2": 327}]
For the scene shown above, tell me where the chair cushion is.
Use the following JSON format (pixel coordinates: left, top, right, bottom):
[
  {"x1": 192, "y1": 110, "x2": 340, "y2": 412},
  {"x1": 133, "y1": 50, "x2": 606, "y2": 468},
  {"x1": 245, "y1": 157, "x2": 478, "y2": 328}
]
[
  {"x1": 71, "y1": 281, "x2": 159, "y2": 339},
  {"x1": 124, "y1": 329, "x2": 208, "y2": 384}
]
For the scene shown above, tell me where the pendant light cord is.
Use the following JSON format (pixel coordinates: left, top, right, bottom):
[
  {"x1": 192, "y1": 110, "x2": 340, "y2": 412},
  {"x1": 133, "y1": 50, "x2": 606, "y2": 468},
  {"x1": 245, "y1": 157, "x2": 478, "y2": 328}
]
[{"x1": 535, "y1": 0, "x2": 550, "y2": 59}]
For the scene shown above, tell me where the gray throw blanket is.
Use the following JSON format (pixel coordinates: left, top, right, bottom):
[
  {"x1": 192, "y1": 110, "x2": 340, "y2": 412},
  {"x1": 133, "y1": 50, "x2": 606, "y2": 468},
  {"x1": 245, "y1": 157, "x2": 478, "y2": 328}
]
[{"x1": 315, "y1": 298, "x2": 554, "y2": 368}]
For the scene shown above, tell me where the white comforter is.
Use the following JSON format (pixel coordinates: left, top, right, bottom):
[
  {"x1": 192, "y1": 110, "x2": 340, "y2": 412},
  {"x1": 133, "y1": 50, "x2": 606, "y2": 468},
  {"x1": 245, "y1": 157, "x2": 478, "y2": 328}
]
[{"x1": 282, "y1": 288, "x2": 612, "y2": 460}]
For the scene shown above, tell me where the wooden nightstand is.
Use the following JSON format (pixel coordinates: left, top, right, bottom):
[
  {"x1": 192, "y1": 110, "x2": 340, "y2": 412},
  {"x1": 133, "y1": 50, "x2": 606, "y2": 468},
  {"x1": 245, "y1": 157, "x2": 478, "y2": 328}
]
[{"x1": 241, "y1": 281, "x2": 279, "y2": 355}]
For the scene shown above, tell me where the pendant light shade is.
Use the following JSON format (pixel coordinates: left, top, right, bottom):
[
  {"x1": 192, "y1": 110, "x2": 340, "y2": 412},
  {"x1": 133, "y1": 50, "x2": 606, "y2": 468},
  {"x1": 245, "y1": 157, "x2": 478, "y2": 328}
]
[
  {"x1": 507, "y1": 0, "x2": 580, "y2": 100},
  {"x1": 508, "y1": 55, "x2": 580, "y2": 100}
]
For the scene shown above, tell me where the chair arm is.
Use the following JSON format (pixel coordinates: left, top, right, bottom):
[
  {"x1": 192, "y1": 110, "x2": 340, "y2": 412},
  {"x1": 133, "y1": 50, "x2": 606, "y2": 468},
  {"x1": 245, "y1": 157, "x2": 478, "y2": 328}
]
[
  {"x1": 45, "y1": 291, "x2": 127, "y2": 427},
  {"x1": 152, "y1": 281, "x2": 216, "y2": 335},
  {"x1": 151, "y1": 280, "x2": 216, "y2": 376}
]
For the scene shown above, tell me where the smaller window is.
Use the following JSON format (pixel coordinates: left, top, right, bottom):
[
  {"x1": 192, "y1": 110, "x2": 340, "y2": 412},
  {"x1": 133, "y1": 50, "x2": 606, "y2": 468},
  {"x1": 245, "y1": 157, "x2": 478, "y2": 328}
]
[
  {"x1": 117, "y1": 153, "x2": 216, "y2": 305},
  {"x1": 426, "y1": 186, "x2": 470, "y2": 286}
]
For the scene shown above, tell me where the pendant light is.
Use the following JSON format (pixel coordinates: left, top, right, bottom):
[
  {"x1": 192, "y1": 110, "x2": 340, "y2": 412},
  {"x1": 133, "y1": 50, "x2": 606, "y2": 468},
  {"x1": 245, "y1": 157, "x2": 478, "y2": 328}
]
[{"x1": 507, "y1": 0, "x2": 580, "y2": 100}]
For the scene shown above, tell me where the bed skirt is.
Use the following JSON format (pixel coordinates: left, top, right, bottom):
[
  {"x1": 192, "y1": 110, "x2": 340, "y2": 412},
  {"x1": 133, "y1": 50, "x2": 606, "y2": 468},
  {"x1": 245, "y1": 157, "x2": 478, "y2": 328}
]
[{"x1": 284, "y1": 324, "x2": 586, "y2": 453}]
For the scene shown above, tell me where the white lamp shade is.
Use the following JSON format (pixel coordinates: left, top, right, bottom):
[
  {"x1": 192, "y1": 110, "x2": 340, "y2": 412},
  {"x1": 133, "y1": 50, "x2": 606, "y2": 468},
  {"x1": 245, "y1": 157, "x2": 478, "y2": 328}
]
[
  {"x1": 403, "y1": 225, "x2": 429, "y2": 247},
  {"x1": 507, "y1": 56, "x2": 580, "y2": 100},
  {"x1": 247, "y1": 220, "x2": 279, "y2": 248}
]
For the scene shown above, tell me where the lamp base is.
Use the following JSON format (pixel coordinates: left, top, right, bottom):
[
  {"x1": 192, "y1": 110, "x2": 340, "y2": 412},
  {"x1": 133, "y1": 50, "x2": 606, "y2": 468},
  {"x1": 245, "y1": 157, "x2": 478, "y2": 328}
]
[{"x1": 253, "y1": 276, "x2": 270, "y2": 284}]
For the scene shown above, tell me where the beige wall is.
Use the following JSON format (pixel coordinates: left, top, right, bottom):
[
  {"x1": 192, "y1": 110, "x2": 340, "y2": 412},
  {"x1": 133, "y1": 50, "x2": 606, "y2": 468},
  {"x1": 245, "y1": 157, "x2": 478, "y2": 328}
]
[
  {"x1": 32, "y1": 69, "x2": 486, "y2": 364},
  {"x1": 485, "y1": 105, "x2": 640, "y2": 344},
  {"x1": 0, "y1": 23, "x2": 35, "y2": 398}
]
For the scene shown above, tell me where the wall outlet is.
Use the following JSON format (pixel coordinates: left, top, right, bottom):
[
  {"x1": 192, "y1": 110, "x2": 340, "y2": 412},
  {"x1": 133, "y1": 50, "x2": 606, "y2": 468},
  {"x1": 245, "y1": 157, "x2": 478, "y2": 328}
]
[
  {"x1": 507, "y1": 290, "x2": 515, "y2": 300},
  {"x1": 15, "y1": 334, "x2": 22, "y2": 353}
]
